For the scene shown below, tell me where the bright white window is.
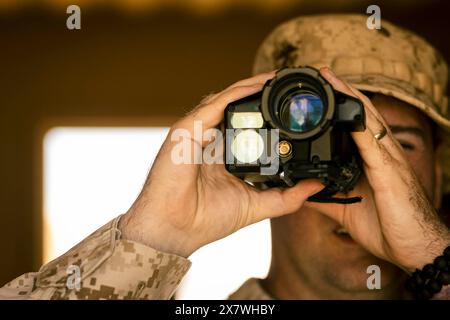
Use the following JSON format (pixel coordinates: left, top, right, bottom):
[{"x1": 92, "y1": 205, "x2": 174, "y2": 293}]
[{"x1": 43, "y1": 127, "x2": 271, "y2": 299}]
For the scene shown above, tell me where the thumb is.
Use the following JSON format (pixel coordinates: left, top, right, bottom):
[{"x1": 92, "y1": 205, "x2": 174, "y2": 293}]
[{"x1": 251, "y1": 179, "x2": 325, "y2": 223}]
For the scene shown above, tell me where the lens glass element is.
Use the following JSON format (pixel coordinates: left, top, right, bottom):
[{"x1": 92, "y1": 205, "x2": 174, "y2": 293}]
[
  {"x1": 283, "y1": 93, "x2": 324, "y2": 132},
  {"x1": 230, "y1": 112, "x2": 264, "y2": 128},
  {"x1": 230, "y1": 129, "x2": 264, "y2": 164}
]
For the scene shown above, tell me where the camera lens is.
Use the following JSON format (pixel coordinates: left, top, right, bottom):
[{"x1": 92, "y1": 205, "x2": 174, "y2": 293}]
[
  {"x1": 280, "y1": 92, "x2": 324, "y2": 133},
  {"x1": 261, "y1": 67, "x2": 335, "y2": 140}
]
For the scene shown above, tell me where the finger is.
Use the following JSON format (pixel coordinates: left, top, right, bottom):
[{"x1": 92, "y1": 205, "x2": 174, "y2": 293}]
[
  {"x1": 320, "y1": 67, "x2": 386, "y2": 131},
  {"x1": 350, "y1": 102, "x2": 400, "y2": 171},
  {"x1": 347, "y1": 86, "x2": 386, "y2": 125},
  {"x1": 249, "y1": 179, "x2": 325, "y2": 223},
  {"x1": 194, "y1": 71, "x2": 277, "y2": 108},
  {"x1": 319, "y1": 67, "x2": 358, "y2": 98},
  {"x1": 320, "y1": 66, "x2": 391, "y2": 136},
  {"x1": 226, "y1": 70, "x2": 277, "y2": 89},
  {"x1": 351, "y1": 122, "x2": 414, "y2": 196},
  {"x1": 197, "y1": 92, "x2": 219, "y2": 106},
  {"x1": 320, "y1": 68, "x2": 405, "y2": 166},
  {"x1": 346, "y1": 85, "x2": 407, "y2": 159},
  {"x1": 175, "y1": 83, "x2": 264, "y2": 133},
  {"x1": 321, "y1": 67, "x2": 395, "y2": 146}
]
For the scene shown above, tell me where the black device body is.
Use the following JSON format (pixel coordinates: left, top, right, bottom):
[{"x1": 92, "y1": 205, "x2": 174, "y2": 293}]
[{"x1": 224, "y1": 67, "x2": 366, "y2": 201}]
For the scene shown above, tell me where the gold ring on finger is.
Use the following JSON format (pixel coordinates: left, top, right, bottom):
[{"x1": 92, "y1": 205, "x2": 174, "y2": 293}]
[{"x1": 374, "y1": 125, "x2": 387, "y2": 140}]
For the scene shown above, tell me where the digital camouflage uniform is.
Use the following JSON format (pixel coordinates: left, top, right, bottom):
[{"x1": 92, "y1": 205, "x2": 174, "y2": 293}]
[
  {"x1": 0, "y1": 217, "x2": 190, "y2": 299},
  {"x1": 1, "y1": 14, "x2": 450, "y2": 299}
]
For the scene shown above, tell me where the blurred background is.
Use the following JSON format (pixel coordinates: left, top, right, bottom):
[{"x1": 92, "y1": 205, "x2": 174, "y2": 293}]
[{"x1": 1, "y1": 0, "x2": 450, "y2": 299}]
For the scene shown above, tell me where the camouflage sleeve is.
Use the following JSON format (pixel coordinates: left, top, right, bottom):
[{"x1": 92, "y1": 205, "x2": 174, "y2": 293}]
[{"x1": 0, "y1": 216, "x2": 191, "y2": 300}]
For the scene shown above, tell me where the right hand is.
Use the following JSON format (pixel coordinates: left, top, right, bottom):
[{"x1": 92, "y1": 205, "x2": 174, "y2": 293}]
[{"x1": 119, "y1": 71, "x2": 324, "y2": 257}]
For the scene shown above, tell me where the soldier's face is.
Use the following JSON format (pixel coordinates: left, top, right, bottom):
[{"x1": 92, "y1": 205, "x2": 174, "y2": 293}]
[{"x1": 269, "y1": 94, "x2": 441, "y2": 297}]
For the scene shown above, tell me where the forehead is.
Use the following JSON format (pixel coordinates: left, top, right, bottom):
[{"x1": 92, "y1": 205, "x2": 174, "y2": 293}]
[{"x1": 369, "y1": 94, "x2": 431, "y2": 130}]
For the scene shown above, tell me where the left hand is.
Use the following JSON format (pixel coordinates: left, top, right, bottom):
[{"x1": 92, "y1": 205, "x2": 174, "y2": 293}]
[{"x1": 305, "y1": 67, "x2": 450, "y2": 273}]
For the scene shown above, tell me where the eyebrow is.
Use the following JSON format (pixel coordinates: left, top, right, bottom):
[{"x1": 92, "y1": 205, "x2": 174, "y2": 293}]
[{"x1": 389, "y1": 125, "x2": 428, "y2": 144}]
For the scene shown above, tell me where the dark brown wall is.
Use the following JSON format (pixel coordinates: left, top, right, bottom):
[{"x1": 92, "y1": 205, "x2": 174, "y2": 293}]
[{"x1": 1, "y1": 1, "x2": 449, "y2": 286}]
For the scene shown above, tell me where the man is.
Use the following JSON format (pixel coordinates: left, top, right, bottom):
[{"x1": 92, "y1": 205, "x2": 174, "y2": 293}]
[{"x1": 1, "y1": 14, "x2": 450, "y2": 300}]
